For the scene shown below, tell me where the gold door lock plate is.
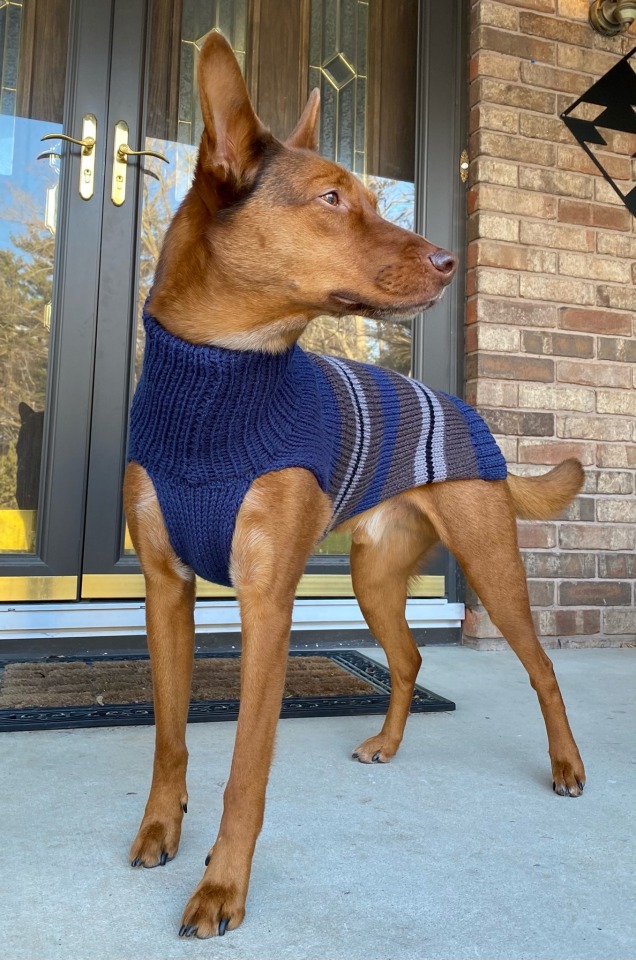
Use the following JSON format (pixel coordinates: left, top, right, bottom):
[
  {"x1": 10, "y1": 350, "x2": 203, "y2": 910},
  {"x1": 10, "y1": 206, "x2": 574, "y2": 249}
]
[
  {"x1": 111, "y1": 121, "x2": 169, "y2": 206},
  {"x1": 39, "y1": 114, "x2": 97, "y2": 200}
]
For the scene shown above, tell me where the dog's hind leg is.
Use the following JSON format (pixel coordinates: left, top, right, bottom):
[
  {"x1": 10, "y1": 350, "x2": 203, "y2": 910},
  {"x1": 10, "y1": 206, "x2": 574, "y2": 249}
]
[
  {"x1": 179, "y1": 468, "x2": 332, "y2": 939},
  {"x1": 409, "y1": 479, "x2": 585, "y2": 797},
  {"x1": 348, "y1": 497, "x2": 438, "y2": 763},
  {"x1": 124, "y1": 463, "x2": 196, "y2": 867}
]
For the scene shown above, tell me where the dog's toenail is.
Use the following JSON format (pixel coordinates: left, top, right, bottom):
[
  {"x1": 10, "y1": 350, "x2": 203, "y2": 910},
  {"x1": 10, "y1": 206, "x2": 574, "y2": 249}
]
[
  {"x1": 205, "y1": 853, "x2": 211, "y2": 866},
  {"x1": 182, "y1": 802, "x2": 188, "y2": 813},
  {"x1": 179, "y1": 925, "x2": 187, "y2": 937},
  {"x1": 577, "y1": 781, "x2": 584, "y2": 791},
  {"x1": 185, "y1": 925, "x2": 197, "y2": 937},
  {"x1": 219, "y1": 918, "x2": 229, "y2": 936},
  {"x1": 131, "y1": 858, "x2": 140, "y2": 867},
  {"x1": 372, "y1": 752, "x2": 380, "y2": 762},
  {"x1": 552, "y1": 781, "x2": 556, "y2": 792},
  {"x1": 160, "y1": 852, "x2": 168, "y2": 866},
  {"x1": 352, "y1": 752, "x2": 359, "y2": 759}
]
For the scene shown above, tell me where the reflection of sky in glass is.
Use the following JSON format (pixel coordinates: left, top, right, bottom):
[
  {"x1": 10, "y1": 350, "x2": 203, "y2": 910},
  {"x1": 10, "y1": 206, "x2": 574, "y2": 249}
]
[{"x1": 0, "y1": 116, "x2": 61, "y2": 252}]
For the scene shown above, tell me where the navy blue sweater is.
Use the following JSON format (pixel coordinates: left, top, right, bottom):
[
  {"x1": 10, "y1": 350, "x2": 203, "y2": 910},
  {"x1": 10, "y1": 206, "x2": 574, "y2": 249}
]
[{"x1": 128, "y1": 312, "x2": 506, "y2": 586}]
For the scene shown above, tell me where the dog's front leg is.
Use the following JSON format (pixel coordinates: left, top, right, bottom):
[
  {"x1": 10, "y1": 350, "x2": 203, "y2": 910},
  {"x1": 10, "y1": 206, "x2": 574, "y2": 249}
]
[
  {"x1": 124, "y1": 463, "x2": 196, "y2": 868},
  {"x1": 179, "y1": 468, "x2": 331, "y2": 939}
]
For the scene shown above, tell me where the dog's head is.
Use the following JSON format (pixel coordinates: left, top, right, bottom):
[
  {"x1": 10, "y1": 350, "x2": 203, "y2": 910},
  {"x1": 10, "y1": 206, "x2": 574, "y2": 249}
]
[{"x1": 151, "y1": 31, "x2": 457, "y2": 350}]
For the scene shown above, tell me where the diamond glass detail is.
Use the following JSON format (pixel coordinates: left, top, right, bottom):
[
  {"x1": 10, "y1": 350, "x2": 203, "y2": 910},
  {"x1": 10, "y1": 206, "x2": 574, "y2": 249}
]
[{"x1": 322, "y1": 53, "x2": 355, "y2": 90}]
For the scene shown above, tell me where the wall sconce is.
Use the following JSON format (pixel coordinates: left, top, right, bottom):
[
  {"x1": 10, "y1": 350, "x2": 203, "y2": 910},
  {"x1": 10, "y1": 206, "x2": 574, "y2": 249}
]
[{"x1": 589, "y1": 0, "x2": 636, "y2": 35}]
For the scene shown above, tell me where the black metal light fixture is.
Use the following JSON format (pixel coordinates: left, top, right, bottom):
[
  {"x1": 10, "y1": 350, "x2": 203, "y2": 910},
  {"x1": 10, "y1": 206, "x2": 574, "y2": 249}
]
[
  {"x1": 561, "y1": 46, "x2": 636, "y2": 215},
  {"x1": 589, "y1": 0, "x2": 636, "y2": 35}
]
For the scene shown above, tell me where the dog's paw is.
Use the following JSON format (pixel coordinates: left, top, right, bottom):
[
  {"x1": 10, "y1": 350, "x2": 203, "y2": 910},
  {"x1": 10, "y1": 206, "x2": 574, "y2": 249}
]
[
  {"x1": 551, "y1": 757, "x2": 586, "y2": 798},
  {"x1": 352, "y1": 733, "x2": 398, "y2": 764},
  {"x1": 179, "y1": 882, "x2": 245, "y2": 939},
  {"x1": 130, "y1": 816, "x2": 183, "y2": 868}
]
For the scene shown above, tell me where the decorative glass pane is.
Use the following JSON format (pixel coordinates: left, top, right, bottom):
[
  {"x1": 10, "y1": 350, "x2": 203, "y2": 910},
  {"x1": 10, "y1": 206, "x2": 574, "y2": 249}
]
[{"x1": 0, "y1": 0, "x2": 71, "y2": 553}]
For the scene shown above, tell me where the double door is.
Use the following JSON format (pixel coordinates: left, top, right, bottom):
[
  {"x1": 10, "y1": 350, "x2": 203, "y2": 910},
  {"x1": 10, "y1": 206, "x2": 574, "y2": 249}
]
[{"x1": 0, "y1": 0, "x2": 464, "y2": 605}]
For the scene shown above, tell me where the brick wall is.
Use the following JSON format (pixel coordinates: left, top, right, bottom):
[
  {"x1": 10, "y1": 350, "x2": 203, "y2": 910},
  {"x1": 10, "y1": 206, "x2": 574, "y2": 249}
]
[{"x1": 465, "y1": 0, "x2": 636, "y2": 648}]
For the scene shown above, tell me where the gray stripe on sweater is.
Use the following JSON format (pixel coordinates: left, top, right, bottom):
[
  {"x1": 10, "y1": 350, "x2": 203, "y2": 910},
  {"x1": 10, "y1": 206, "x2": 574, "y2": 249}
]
[
  {"x1": 411, "y1": 380, "x2": 447, "y2": 483},
  {"x1": 437, "y1": 392, "x2": 479, "y2": 480},
  {"x1": 315, "y1": 355, "x2": 373, "y2": 519}
]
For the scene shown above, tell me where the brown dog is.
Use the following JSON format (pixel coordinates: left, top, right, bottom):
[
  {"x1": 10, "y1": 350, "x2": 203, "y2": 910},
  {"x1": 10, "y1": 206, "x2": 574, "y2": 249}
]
[{"x1": 124, "y1": 31, "x2": 585, "y2": 939}]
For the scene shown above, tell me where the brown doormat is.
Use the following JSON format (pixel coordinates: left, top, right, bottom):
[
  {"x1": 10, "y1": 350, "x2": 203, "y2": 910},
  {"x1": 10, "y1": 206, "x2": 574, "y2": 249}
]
[{"x1": 0, "y1": 651, "x2": 455, "y2": 731}]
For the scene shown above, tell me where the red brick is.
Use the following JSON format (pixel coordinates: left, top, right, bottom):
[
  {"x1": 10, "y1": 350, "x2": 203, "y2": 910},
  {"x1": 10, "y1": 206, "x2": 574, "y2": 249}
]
[
  {"x1": 480, "y1": 408, "x2": 554, "y2": 437},
  {"x1": 559, "y1": 524, "x2": 635, "y2": 550},
  {"x1": 470, "y1": 51, "x2": 520, "y2": 83},
  {"x1": 557, "y1": 0, "x2": 591, "y2": 20},
  {"x1": 596, "y1": 471, "x2": 634, "y2": 495},
  {"x1": 501, "y1": 0, "x2": 555, "y2": 9},
  {"x1": 517, "y1": 439, "x2": 595, "y2": 465},
  {"x1": 556, "y1": 361, "x2": 632, "y2": 389},
  {"x1": 557, "y1": 145, "x2": 632, "y2": 181},
  {"x1": 596, "y1": 444, "x2": 636, "y2": 469},
  {"x1": 537, "y1": 609, "x2": 601, "y2": 636},
  {"x1": 519, "y1": 274, "x2": 595, "y2": 306},
  {"x1": 528, "y1": 580, "x2": 555, "y2": 607},
  {"x1": 598, "y1": 338, "x2": 636, "y2": 363},
  {"x1": 560, "y1": 309, "x2": 632, "y2": 336},
  {"x1": 463, "y1": 606, "x2": 502, "y2": 640},
  {"x1": 557, "y1": 200, "x2": 631, "y2": 231},
  {"x1": 562, "y1": 496, "x2": 595, "y2": 522},
  {"x1": 520, "y1": 113, "x2": 573, "y2": 144},
  {"x1": 520, "y1": 221, "x2": 594, "y2": 252},
  {"x1": 522, "y1": 331, "x2": 594, "y2": 359},
  {"x1": 475, "y1": 77, "x2": 557, "y2": 114},
  {"x1": 520, "y1": 10, "x2": 591, "y2": 43},
  {"x1": 559, "y1": 581, "x2": 632, "y2": 606},
  {"x1": 475, "y1": 297, "x2": 557, "y2": 328},
  {"x1": 520, "y1": 62, "x2": 592, "y2": 95},
  {"x1": 558, "y1": 417, "x2": 633, "y2": 442},
  {"x1": 523, "y1": 551, "x2": 596, "y2": 578},
  {"x1": 603, "y1": 610, "x2": 636, "y2": 635},
  {"x1": 476, "y1": 184, "x2": 557, "y2": 218},
  {"x1": 599, "y1": 554, "x2": 636, "y2": 579},
  {"x1": 472, "y1": 131, "x2": 556, "y2": 166},
  {"x1": 470, "y1": 353, "x2": 554, "y2": 382},
  {"x1": 472, "y1": 1, "x2": 519, "y2": 29},
  {"x1": 597, "y1": 286, "x2": 636, "y2": 312},
  {"x1": 517, "y1": 522, "x2": 557, "y2": 549},
  {"x1": 471, "y1": 25, "x2": 556, "y2": 63}
]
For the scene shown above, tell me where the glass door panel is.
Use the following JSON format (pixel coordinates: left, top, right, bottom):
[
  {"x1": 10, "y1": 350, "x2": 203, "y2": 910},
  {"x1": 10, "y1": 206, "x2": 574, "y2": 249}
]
[
  {"x1": 0, "y1": 0, "x2": 116, "y2": 600},
  {"x1": 82, "y1": 0, "x2": 443, "y2": 599},
  {"x1": 0, "y1": 0, "x2": 71, "y2": 555}
]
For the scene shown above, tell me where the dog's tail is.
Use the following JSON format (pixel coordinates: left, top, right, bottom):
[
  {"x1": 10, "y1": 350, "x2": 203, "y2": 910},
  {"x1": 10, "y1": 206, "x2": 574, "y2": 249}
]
[{"x1": 507, "y1": 459, "x2": 584, "y2": 521}]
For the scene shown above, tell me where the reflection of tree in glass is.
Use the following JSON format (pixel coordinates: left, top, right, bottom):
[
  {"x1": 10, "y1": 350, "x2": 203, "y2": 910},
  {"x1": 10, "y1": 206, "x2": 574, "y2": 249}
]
[
  {"x1": 300, "y1": 176, "x2": 415, "y2": 375},
  {"x1": 0, "y1": 192, "x2": 51, "y2": 509},
  {"x1": 137, "y1": 155, "x2": 416, "y2": 377}
]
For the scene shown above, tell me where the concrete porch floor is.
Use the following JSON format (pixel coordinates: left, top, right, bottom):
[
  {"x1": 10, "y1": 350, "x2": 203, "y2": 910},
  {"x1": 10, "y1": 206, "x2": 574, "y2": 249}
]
[{"x1": 0, "y1": 646, "x2": 634, "y2": 960}]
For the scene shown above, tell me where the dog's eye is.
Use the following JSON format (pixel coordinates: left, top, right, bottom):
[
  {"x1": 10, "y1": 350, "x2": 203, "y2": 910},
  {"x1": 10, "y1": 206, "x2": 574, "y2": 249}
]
[{"x1": 321, "y1": 191, "x2": 339, "y2": 206}]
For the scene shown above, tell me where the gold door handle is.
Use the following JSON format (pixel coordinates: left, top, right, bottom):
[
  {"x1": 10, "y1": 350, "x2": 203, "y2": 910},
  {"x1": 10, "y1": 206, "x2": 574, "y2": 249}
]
[
  {"x1": 38, "y1": 114, "x2": 97, "y2": 200},
  {"x1": 116, "y1": 143, "x2": 169, "y2": 164},
  {"x1": 111, "y1": 120, "x2": 169, "y2": 206},
  {"x1": 40, "y1": 132, "x2": 95, "y2": 153}
]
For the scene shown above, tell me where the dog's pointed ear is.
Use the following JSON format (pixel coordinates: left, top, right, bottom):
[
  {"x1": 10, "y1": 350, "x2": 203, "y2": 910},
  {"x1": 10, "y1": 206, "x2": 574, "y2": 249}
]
[
  {"x1": 286, "y1": 89, "x2": 320, "y2": 151},
  {"x1": 197, "y1": 30, "x2": 270, "y2": 186}
]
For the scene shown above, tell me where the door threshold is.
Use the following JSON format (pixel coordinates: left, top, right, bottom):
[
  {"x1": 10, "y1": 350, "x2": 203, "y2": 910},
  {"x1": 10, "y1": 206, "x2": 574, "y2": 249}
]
[{"x1": 1, "y1": 597, "x2": 463, "y2": 644}]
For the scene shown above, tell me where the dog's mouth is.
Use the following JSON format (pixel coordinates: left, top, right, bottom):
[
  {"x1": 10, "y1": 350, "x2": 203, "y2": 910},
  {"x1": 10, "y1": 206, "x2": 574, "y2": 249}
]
[{"x1": 329, "y1": 289, "x2": 446, "y2": 320}]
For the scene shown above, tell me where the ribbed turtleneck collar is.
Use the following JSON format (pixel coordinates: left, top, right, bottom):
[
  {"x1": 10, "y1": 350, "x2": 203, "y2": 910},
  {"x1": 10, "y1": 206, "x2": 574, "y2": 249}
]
[{"x1": 128, "y1": 311, "x2": 321, "y2": 483}]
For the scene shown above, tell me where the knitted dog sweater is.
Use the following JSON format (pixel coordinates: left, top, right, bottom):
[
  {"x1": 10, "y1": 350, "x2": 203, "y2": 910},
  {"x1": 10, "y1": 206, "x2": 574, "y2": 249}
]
[{"x1": 128, "y1": 312, "x2": 507, "y2": 586}]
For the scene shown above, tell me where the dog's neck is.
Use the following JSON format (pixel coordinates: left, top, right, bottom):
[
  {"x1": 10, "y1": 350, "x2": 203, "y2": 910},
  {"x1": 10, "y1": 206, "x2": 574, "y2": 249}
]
[{"x1": 148, "y1": 188, "x2": 317, "y2": 354}]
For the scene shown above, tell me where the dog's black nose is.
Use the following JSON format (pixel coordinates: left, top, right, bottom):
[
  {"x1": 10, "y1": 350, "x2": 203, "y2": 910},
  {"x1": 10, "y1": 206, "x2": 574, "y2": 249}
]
[{"x1": 428, "y1": 248, "x2": 457, "y2": 280}]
